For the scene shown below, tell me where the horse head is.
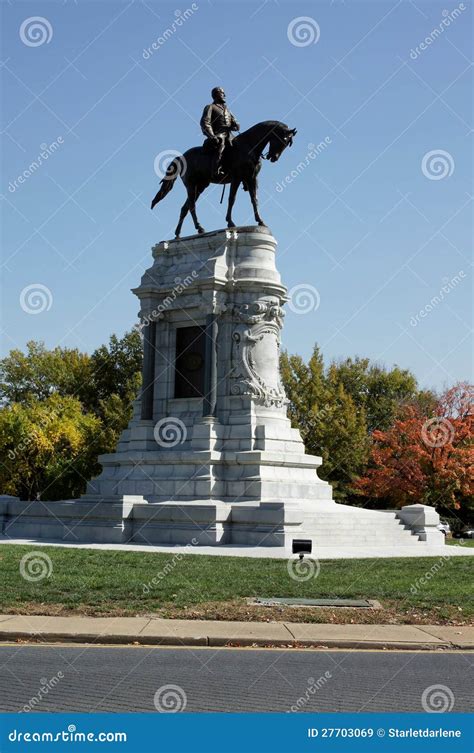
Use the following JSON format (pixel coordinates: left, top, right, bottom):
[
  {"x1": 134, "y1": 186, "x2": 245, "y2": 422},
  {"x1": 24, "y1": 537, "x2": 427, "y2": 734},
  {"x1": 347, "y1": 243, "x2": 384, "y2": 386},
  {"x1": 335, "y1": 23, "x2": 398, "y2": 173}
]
[{"x1": 267, "y1": 123, "x2": 297, "y2": 162}]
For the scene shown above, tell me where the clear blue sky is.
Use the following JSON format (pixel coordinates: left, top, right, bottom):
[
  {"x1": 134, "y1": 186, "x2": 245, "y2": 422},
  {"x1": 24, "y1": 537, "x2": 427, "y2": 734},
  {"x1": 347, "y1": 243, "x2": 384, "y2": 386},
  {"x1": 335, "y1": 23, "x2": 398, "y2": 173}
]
[{"x1": 1, "y1": 0, "x2": 472, "y2": 391}]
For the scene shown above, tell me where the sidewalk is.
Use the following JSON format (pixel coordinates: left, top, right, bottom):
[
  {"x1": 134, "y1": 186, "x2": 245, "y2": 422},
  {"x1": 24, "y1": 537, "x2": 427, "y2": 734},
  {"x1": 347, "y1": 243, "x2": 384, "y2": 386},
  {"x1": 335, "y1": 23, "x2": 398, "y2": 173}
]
[
  {"x1": 0, "y1": 614, "x2": 472, "y2": 650},
  {"x1": 2, "y1": 536, "x2": 473, "y2": 559}
]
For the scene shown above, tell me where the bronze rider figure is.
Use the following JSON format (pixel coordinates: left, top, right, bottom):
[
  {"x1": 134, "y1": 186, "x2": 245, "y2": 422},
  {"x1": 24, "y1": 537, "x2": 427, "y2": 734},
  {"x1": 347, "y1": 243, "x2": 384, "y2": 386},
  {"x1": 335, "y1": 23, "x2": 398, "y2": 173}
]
[{"x1": 200, "y1": 86, "x2": 240, "y2": 176}]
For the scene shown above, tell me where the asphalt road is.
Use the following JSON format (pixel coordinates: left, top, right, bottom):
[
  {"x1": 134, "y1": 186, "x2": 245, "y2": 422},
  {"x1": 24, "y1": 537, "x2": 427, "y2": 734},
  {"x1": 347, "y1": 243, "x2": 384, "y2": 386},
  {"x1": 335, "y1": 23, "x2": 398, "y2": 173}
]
[{"x1": 0, "y1": 645, "x2": 472, "y2": 713}]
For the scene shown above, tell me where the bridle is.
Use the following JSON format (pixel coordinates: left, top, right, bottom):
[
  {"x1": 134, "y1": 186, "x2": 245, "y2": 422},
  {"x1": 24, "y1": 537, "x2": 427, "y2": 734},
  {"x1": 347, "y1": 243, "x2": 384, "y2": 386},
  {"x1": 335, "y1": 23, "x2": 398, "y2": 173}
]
[
  {"x1": 263, "y1": 129, "x2": 295, "y2": 160},
  {"x1": 246, "y1": 123, "x2": 297, "y2": 162}
]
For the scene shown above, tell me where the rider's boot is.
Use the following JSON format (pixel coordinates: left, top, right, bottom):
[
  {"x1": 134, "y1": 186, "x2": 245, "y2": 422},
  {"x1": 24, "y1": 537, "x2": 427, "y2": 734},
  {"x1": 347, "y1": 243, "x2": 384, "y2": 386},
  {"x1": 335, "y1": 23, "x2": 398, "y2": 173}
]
[{"x1": 216, "y1": 154, "x2": 225, "y2": 177}]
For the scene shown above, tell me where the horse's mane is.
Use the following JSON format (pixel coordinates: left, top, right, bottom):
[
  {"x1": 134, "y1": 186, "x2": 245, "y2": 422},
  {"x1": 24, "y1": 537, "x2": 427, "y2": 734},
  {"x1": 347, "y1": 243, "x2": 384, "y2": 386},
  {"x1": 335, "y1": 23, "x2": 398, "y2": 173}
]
[
  {"x1": 235, "y1": 120, "x2": 289, "y2": 142},
  {"x1": 255, "y1": 120, "x2": 289, "y2": 128}
]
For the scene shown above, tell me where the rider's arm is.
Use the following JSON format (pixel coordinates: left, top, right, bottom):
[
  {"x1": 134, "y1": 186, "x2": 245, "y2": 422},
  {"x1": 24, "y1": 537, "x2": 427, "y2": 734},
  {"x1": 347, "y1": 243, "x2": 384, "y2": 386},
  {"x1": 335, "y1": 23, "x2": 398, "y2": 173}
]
[
  {"x1": 200, "y1": 105, "x2": 215, "y2": 138},
  {"x1": 229, "y1": 111, "x2": 240, "y2": 131}
]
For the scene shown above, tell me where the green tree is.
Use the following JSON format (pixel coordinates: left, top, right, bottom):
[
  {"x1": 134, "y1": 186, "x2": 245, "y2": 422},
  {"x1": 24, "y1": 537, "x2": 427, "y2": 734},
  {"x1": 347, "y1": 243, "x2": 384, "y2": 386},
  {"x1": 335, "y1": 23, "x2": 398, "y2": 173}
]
[
  {"x1": 0, "y1": 394, "x2": 102, "y2": 501},
  {"x1": 280, "y1": 346, "x2": 327, "y2": 443},
  {"x1": 85, "y1": 331, "x2": 142, "y2": 450},
  {"x1": 0, "y1": 341, "x2": 90, "y2": 405},
  {"x1": 327, "y1": 356, "x2": 435, "y2": 433},
  {"x1": 0, "y1": 330, "x2": 142, "y2": 499},
  {"x1": 279, "y1": 346, "x2": 438, "y2": 504},
  {"x1": 0, "y1": 331, "x2": 142, "y2": 417},
  {"x1": 280, "y1": 347, "x2": 368, "y2": 500},
  {"x1": 87, "y1": 330, "x2": 142, "y2": 418}
]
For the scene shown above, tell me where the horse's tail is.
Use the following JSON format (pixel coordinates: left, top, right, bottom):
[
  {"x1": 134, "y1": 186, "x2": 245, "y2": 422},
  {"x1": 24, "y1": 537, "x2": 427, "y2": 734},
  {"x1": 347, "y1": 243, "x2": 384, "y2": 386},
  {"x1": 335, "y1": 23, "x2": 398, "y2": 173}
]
[{"x1": 150, "y1": 156, "x2": 183, "y2": 210}]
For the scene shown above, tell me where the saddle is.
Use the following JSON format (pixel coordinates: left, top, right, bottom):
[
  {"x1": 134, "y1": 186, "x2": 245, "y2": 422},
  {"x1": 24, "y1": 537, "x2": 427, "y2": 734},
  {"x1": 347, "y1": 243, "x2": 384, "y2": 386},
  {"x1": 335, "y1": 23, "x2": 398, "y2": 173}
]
[{"x1": 202, "y1": 138, "x2": 248, "y2": 189}]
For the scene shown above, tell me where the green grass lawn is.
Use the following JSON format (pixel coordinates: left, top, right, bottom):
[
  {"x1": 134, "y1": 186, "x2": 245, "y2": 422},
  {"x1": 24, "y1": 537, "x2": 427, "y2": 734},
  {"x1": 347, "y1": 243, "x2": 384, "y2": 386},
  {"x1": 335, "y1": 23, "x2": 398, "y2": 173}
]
[
  {"x1": 446, "y1": 538, "x2": 474, "y2": 547},
  {"x1": 0, "y1": 544, "x2": 472, "y2": 625}
]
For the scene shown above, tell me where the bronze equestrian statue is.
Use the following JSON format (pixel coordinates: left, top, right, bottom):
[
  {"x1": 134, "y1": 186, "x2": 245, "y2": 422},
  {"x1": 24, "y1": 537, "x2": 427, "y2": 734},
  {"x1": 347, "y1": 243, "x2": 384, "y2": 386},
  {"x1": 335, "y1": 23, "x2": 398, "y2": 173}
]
[{"x1": 151, "y1": 87, "x2": 297, "y2": 238}]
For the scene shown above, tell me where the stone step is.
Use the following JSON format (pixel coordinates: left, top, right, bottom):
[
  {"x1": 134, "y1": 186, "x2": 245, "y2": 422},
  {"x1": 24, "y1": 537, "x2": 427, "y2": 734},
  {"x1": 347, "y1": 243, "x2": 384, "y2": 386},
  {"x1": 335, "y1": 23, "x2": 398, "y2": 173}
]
[
  {"x1": 311, "y1": 536, "x2": 420, "y2": 546},
  {"x1": 303, "y1": 521, "x2": 413, "y2": 533}
]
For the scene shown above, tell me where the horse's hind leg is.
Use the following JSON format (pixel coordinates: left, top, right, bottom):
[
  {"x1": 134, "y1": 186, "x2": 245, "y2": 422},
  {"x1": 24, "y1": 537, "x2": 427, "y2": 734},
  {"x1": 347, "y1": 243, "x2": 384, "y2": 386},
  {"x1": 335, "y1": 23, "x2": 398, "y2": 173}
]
[
  {"x1": 188, "y1": 185, "x2": 206, "y2": 235},
  {"x1": 175, "y1": 198, "x2": 189, "y2": 238}
]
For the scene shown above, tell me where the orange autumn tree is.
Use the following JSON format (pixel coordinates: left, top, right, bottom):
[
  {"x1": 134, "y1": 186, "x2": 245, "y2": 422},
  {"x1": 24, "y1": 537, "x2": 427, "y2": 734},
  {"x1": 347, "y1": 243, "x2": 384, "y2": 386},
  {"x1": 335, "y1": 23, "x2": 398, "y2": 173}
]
[{"x1": 356, "y1": 382, "x2": 473, "y2": 516}]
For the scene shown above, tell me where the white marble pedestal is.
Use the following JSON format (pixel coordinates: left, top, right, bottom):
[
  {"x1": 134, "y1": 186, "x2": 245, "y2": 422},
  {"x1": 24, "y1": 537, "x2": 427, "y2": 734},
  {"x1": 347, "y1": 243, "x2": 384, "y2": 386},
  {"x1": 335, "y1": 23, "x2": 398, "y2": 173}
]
[{"x1": 0, "y1": 227, "x2": 444, "y2": 551}]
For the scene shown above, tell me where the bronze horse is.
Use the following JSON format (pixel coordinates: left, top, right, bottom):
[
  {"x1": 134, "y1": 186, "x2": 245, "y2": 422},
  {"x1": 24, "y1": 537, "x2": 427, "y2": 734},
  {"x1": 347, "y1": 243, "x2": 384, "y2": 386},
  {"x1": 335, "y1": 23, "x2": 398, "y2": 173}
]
[{"x1": 151, "y1": 120, "x2": 297, "y2": 237}]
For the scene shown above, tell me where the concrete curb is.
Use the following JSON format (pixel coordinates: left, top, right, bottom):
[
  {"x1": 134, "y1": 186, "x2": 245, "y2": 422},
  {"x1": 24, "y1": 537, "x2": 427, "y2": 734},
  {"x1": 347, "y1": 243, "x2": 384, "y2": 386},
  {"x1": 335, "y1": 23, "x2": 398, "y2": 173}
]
[{"x1": 0, "y1": 615, "x2": 472, "y2": 650}]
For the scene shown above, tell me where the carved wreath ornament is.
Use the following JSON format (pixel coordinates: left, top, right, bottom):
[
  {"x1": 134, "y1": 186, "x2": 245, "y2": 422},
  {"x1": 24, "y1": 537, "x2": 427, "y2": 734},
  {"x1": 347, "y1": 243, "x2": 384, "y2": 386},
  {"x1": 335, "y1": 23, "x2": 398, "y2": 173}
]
[{"x1": 230, "y1": 301, "x2": 287, "y2": 407}]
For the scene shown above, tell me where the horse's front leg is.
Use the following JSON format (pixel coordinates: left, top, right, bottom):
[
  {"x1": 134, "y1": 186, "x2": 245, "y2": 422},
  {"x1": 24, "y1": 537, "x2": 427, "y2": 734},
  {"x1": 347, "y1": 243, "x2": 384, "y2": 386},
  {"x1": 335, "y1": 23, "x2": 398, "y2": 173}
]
[
  {"x1": 188, "y1": 185, "x2": 206, "y2": 235},
  {"x1": 226, "y1": 178, "x2": 240, "y2": 228},
  {"x1": 248, "y1": 176, "x2": 265, "y2": 226}
]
